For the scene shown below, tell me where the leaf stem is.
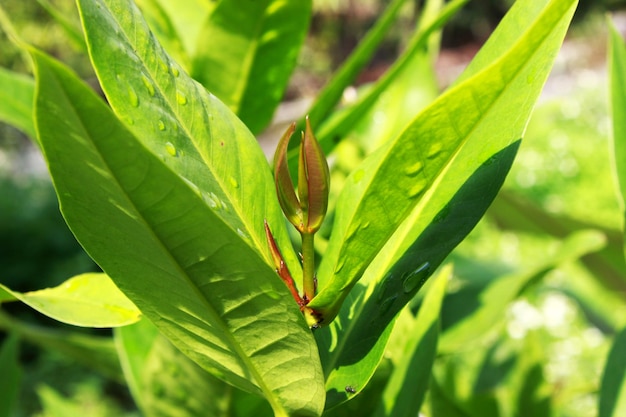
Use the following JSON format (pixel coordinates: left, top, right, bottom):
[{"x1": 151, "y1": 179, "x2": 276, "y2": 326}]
[{"x1": 301, "y1": 231, "x2": 316, "y2": 302}]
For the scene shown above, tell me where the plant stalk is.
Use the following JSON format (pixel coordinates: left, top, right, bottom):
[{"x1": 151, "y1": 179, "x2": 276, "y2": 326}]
[{"x1": 301, "y1": 231, "x2": 316, "y2": 302}]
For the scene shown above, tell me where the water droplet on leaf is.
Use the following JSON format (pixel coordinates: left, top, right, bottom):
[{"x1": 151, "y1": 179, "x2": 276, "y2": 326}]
[
  {"x1": 427, "y1": 143, "x2": 443, "y2": 159},
  {"x1": 172, "y1": 66, "x2": 180, "y2": 77},
  {"x1": 165, "y1": 142, "x2": 177, "y2": 156},
  {"x1": 176, "y1": 90, "x2": 188, "y2": 105},
  {"x1": 379, "y1": 295, "x2": 397, "y2": 315},
  {"x1": 229, "y1": 177, "x2": 239, "y2": 188},
  {"x1": 401, "y1": 262, "x2": 430, "y2": 293},
  {"x1": 157, "y1": 120, "x2": 166, "y2": 131},
  {"x1": 405, "y1": 160, "x2": 423, "y2": 176},
  {"x1": 128, "y1": 85, "x2": 139, "y2": 107},
  {"x1": 141, "y1": 74, "x2": 155, "y2": 96}
]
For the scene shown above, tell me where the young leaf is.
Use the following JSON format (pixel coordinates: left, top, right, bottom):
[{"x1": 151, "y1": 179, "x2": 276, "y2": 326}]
[
  {"x1": 31, "y1": 49, "x2": 324, "y2": 416},
  {"x1": 599, "y1": 326, "x2": 626, "y2": 417},
  {"x1": 371, "y1": 265, "x2": 450, "y2": 417},
  {"x1": 0, "y1": 273, "x2": 141, "y2": 328},
  {"x1": 191, "y1": 0, "x2": 312, "y2": 133},
  {"x1": 76, "y1": 0, "x2": 302, "y2": 281}
]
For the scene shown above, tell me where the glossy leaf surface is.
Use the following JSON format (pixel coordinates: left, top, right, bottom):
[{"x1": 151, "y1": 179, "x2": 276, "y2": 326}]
[
  {"x1": 77, "y1": 0, "x2": 302, "y2": 280},
  {"x1": 0, "y1": 273, "x2": 140, "y2": 328},
  {"x1": 313, "y1": 0, "x2": 577, "y2": 408},
  {"x1": 310, "y1": 0, "x2": 578, "y2": 325},
  {"x1": 32, "y1": 49, "x2": 323, "y2": 416}
]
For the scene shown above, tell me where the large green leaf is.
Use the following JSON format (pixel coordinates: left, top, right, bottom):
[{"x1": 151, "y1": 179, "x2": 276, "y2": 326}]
[
  {"x1": 600, "y1": 326, "x2": 626, "y2": 417},
  {"x1": 318, "y1": 140, "x2": 520, "y2": 410},
  {"x1": 371, "y1": 265, "x2": 450, "y2": 417},
  {"x1": 32, "y1": 50, "x2": 323, "y2": 416},
  {"x1": 0, "y1": 67, "x2": 35, "y2": 139},
  {"x1": 116, "y1": 319, "x2": 231, "y2": 417},
  {"x1": 0, "y1": 273, "x2": 140, "y2": 328},
  {"x1": 310, "y1": 0, "x2": 578, "y2": 324},
  {"x1": 609, "y1": 20, "x2": 626, "y2": 260},
  {"x1": 191, "y1": 0, "x2": 311, "y2": 133},
  {"x1": 76, "y1": 0, "x2": 302, "y2": 282}
]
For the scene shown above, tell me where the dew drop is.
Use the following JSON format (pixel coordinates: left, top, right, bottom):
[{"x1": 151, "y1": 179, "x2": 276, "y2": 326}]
[
  {"x1": 141, "y1": 74, "x2": 155, "y2": 96},
  {"x1": 176, "y1": 90, "x2": 188, "y2": 105},
  {"x1": 405, "y1": 160, "x2": 424, "y2": 176},
  {"x1": 165, "y1": 142, "x2": 177, "y2": 157},
  {"x1": 127, "y1": 85, "x2": 139, "y2": 107},
  {"x1": 205, "y1": 192, "x2": 220, "y2": 209},
  {"x1": 229, "y1": 177, "x2": 239, "y2": 188},
  {"x1": 401, "y1": 262, "x2": 431, "y2": 293},
  {"x1": 171, "y1": 66, "x2": 180, "y2": 77},
  {"x1": 236, "y1": 228, "x2": 248, "y2": 239},
  {"x1": 379, "y1": 295, "x2": 397, "y2": 315},
  {"x1": 157, "y1": 120, "x2": 166, "y2": 131},
  {"x1": 427, "y1": 142, "x2": 443, "y2": 159},
  {"x1": 377, "y1": 276, "x2": 391, "y2": 303},
  {"x1": 408, "y1": 181, "x2": 426, "y2": 199}
]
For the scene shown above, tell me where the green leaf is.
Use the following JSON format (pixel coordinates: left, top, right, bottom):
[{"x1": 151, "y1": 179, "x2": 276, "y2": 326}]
[
  {"x1": 439, "y1": 230, "x2": 606, "y2": 353},
  {"x1": 608, "y1": 19, "x2": 626, "y2": 257},
  {"x1": 191, "y1": 0, "x2": 312, "y2": 133},
  {"x1": 0, "y1": 67, "x2": 35, "y2": 139},
  {"x1": 116, "y1": 319, "x2": 231, "y2": 417},
  {"x1": 0, "y1": 335, "x2": 22, "y2": 417},
  {"x1": 600, "y1": 326, "x2": 626, "y2": 417},
  {"x1": 310, "y1": 0, "x2": 578, "y2": 324},
  {"x1": 318, "y1": 140, "x2": 519, "y2": 410},
  {"x1": 76, "y1": 0, "x2": 301, "y2": 281},
  {"x1": 371, "y1": 265, "x2": 450, "y2": 417},
  {"x1": 0, "y1": 273, "x2": 141, "y2": 328},
  {"x1": 0, "y1": 310, "x2": 123, "y2": 382},
  {"x1": 31, "y1": 49, "x2": 323, "y2": 416}
]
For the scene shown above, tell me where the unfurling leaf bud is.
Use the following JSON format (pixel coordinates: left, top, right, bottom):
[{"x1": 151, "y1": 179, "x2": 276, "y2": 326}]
[{"x1": 273, "y1": 116, "x2": 329, "y2": 234}]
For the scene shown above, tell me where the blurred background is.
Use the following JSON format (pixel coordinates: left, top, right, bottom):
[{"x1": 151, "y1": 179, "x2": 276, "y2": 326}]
[{"x1": 1, "y1": 0, "x2": 626, "y2": 416}]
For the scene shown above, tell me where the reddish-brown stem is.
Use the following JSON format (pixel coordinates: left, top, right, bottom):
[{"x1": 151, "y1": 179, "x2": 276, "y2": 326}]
[{"x1": 264, "y1": 220, "x2": 306, "y2": 308}]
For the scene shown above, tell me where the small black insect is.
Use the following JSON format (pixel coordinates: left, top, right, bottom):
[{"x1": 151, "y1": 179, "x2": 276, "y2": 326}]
[{"x1": 345, "y1": 385, "x2": 356, "y2": 394}]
